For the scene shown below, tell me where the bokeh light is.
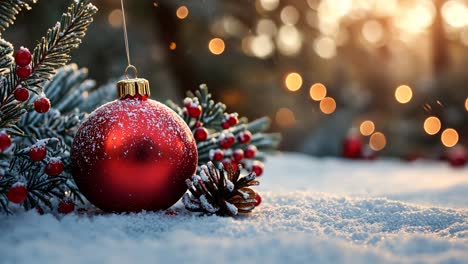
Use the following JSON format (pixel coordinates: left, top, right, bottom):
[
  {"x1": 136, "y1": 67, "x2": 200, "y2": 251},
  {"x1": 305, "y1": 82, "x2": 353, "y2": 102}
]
[
  {"x1": 280, "y1": 5, "x2": 300, "y2": 26},
  {"x1": 108, "y1": 9, "x2": 123, "y2": 28},
  {"x1": 208, "y1": 38, "x2": 225, "y2": 55},
  {"x1": 423, "y1": 116, "x2": 441, "y2": 135},
  {"x1": 360, "y1": 121, "x2": 375, "y2": 136},
  {"x1": 309, "y1": 83, "x2": 327, "y2": 101},
  {"x1": 277, "y1": 25, "x2": 302, "y2": 56},
  {"x1": 369, "y1": 132, "x2": 386, "y2": 151},
  {"x1": 441, "y1": 0, "x2": 468, "y2": 28},
  {"x1": 441, "y1": 128, "x2": 459, "y2": 147},
  {"x1": 259, "y1": 0, "x2": 280, "y2": 11},
  {"x1": 256, "y1": 19, "x2": 277, "y2": 36},
  {"x1": 169, "y1": 42, "x2": 176, "y2": 50},
  {"x1": 319, "y1": 97, "x2": 336, "y2": 114},
  {"x1": 313, "y1": 36, "x2": 336, "y2": 59},
  {"x1": 362, "y1": 20, "x2": 384, "y2": 44},
  {"x1": 250, "y1": 35, "x2": 274, "y2": 58},
  {"x1": 176, "y1": 6, "x2": 189, "y2": 19},
  {"x1": 276, "y1": 107, "x2": 296, "y2": 128},
  {"x1": 465, "y1": 97, "x2": 468, "y2": 111},
  {"x1": 284, "y1": 72, "x2": 303, "y2": 92},
  {"x1": 395, "y1": 85, "x2": 413, "y2": 104}
]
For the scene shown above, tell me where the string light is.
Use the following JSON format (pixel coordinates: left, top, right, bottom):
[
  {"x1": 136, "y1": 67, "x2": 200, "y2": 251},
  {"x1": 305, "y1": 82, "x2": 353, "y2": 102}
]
[
  {"x1": 360, "y1": 120, "x2": 375, "y2": 136},
  {"x1": 441, "y1": 128, "x2": 459, "y2": 147},
  {"x1": 319, "y1": 97, "x2": 336, "y2": 114},
  {"x1": 369, "y1": 132, "x2": 386, "y2": 151},
  {"x1": 284, "y1": 72, "x2": 303, "y2": 92},
  {"x1": 176, "y1": 6, "x2": 189, "y2": 19},
  {"x1": 423, "y1": 116, "x2": 441, "y2": 135},
  {"x1": 395, "y1": 85, "x2": 413, "y2": 104},
  {"x1": 309, "y1": 83, "x2": 327, "y2": 101},
  {"x1": 208, "y1": 38, "x2": 225, "y2": 55}
]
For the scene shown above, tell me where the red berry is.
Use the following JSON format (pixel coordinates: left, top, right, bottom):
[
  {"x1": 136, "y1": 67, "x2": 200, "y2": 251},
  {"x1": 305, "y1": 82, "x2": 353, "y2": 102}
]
[
  {"x1": 15, "y1": 47, "x2": 32, "y2": 67},
  {"x1": 7, "y1": 183, "x2": 28, "y2": 204},
  {"x1": 187, "y1": 105, "x2": 202, "y2": 118},
  {"x1": 222, "y1": 158, "x2": 237, "y2": 171},
  {"x1": 16, "y1": 65, "x2": 32, "y2": 79},
  {"x1": 29, "y1": 144, "x2": 47, "y2": 161},
  {"x1": 58, "y1": 199, "x2": 75, "y2": 214},
  {"x1": 34, "y1": 97, "x2": 51, "y2": 113},
  {"x1": 195, "y1": 121, "x2": 203, "y2": 128},
  {"x1": 244, "y1": 145, "x2": 257, "y2": 159},
  {"x1": 194, "y1": 127, "x2": 209, "y2": 141},
  {"x1": 227, "y1": 114, "x2": 238, "y2": 126},
  {"x1": 221, "y1": 121, "x2": 230, "y2": 129},
  {"x1": 0, "y1": 132, "x2": 12, "y2": 152},
  {"x1": 254, "y1": 193, "x2": 262, "y2": 207},
  {"x1": 252, "y1": 161, "x2": 264, "y2": 177},
  {"x1": 219, "y1": 134, "x2": 235, "y2": 149},
  {"x1": 13, "y1": 87, "x2": 30, "y2": 102},
  {"x1": 36, "y1": 207, "x2": 44, "y2": 215},
  {"x1": 211, "y1": 149, "x2": 224, "y2": 161},
  {"x1": 45, "y1": 158, "x2": 64, "y2": 177},
  {"x1": 183, "y1": 97, "x2": 193, "y2": 108},
  {"x1": 233, "y1": 149, "x2": 244, "y2": 162},
  {"x1": 238, "y1": 130, "x2": 252, "y2": 144}
]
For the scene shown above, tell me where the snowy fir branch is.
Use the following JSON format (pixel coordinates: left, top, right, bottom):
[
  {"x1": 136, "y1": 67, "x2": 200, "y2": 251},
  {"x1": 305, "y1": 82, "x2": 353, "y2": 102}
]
[
  {"x1": 0, "y1": 0, "x2": 37, "y2": 34},
  {"x1": 167, "y1": 84, "x2": 281, "y2": 169},
  {"x1": 0, "y1": 0, "x2": 98, "y2": 214}
]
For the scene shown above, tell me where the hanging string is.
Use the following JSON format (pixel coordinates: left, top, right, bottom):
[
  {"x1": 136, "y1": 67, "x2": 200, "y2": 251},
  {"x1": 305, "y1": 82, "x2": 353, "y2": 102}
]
[{"x1": 120, "y1": 0, "x2": 137, "y2": 78}]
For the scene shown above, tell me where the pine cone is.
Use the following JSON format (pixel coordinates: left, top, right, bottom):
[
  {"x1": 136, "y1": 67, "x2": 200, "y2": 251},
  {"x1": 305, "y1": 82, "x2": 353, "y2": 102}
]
[{"x1": 183, "y1": 162, "x2": 260, "y2": 216}]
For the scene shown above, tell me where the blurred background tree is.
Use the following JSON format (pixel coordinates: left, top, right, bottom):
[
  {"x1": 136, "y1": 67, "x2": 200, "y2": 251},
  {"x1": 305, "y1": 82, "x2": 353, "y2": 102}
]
[{"x1": 7, "y1": 0, "x2": 467, "y2": 157}]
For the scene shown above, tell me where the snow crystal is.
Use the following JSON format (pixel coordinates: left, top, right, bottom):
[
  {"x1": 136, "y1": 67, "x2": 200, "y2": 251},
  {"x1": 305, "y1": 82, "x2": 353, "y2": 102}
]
[{"x1": 199, "y1": 194, "x2": 218, "y2": 213}]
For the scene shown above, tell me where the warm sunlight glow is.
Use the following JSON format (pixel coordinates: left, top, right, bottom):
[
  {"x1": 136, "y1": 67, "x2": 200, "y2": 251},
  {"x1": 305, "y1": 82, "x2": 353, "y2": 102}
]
[
  {"x1": 395, "y1": 85, "x2": 413, "y2": 104},
  {"x1": 309, "y1": 83, "x2": 327, "y2": 101},
  {"x1": 176, "y1": 6, "x2": 189, "y2": 20},
  {"x1": 319, "y1": 97, "x2": 336, "y2": 114},
  {"x1": 285, "y1": 72, "x2": 303, "y2": 92},
  {"x1": 423, "y1": 116, "x2": 441, "y2": 135},
  {"x1": 360, "y1": 121, "x2": 375, "y2": 136},
  {"x1": 276, "y1": 107, "x2": 296, "y2": 128},
  {"x1": 208, "y1": 38, "x2": 225, "y2": 55},
  {"x1": 369, "y1": 132, "x2": 386, "y2": 151},
  {"x1": 441, "y1": 128, "x2": 459, "y2": 147}
]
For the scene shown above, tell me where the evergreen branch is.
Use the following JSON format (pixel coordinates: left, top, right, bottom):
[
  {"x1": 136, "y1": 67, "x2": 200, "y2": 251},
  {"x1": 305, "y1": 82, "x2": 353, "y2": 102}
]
[
  {"x1": 0, "y1": 0, "x2": 37, "y2": 34},
  {"x1": 0, "y1": 38, "x2": 13, "y2": 74}
]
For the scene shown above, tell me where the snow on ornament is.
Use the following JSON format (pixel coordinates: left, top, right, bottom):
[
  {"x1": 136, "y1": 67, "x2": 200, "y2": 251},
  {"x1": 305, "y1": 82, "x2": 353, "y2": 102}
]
[{"x1": 70, "y1": 65, "x2": 198, "y2": 212}]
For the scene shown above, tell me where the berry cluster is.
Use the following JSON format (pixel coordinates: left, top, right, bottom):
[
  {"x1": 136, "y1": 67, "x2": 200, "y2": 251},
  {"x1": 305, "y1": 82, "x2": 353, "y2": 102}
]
[
  {"x1": 13, "y1": 47, "x2": 51, "y2": 114},
  {"x1": 0, "y1": 132, "x2": 72, "y2": 214}
]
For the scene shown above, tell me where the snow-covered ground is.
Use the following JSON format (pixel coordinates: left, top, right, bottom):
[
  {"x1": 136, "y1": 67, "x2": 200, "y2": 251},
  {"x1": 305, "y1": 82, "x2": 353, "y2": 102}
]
[{"x1": 1, "y1": 153, "x2": 467, "y2": 264}]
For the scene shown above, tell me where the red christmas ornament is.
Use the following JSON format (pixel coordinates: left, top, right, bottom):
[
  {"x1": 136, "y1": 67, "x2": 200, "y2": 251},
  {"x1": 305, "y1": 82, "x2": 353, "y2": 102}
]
[
  {"x1": 237, "y1": 130, "x2": 252, "y2": 144},
  {"x1": 244, "y1": 145, "x2": 257, "y2": 159},
  {"x1": 342, "y1": 134, "x2": 362, "y2": 159},
  {"x1": 16, "y1": 65, "x2": 32, "y2": 79},
  {"x1": 232, "y1": 149, "x2": 244, "y2": 162},
  {"x1": 14, "y1": 87, "x2": 30, "y2": 102},
  {"x1": 254, "y1": 193, "x2": 262, "y2": 207},
  {"x1": 29, "y1": 144, "x2": 47, "y2": 161},
  {"x1": 210, "y1": 149, "x2": 224, "y2": 161},
  {"x1": 194, "y1": 127, "x2": 208, "y2": 141},
  {"x1": 15, "y1": 47, "x2": 32, "y2": 67},
  {"x1": 0, "y1": 132, "x2": 12, "y2": 152},
  {"x1": 34, "y1": 97, "x2": 51, "y2": 113},
  {"x1": 252, "y1": 161, "x2": 264, "y2": 177},
  {"x1": 58, "y1": 199, "x2": 75, "y2": 214},
  {"x1": 45, "y1": 158, "x2": 64, "y2": 177},
  {"x1": 187, "y1": 104, "x2": 202, "y2": 118},
  {"x1": 71, "y1": 75, "x2": 198, "y2": 212},
  {"x1": 447, "y1": 147, "x2": 467, "y2": 168},
  {"x1": 7, "y1": 183, "x2": 28, "y2": 204}
]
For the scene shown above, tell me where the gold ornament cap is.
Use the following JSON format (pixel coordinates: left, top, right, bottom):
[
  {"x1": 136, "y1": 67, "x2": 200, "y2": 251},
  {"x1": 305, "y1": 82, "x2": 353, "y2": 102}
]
[{"x1": 117, "y1": 65, "x2": 151, "y2": 98}]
